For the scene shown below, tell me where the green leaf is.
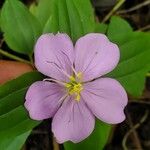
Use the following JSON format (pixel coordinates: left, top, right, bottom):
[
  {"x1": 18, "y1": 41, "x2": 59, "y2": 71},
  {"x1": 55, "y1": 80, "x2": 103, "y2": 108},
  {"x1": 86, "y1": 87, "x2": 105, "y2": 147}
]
[
  {"x1": 1, "y1": 0, "x2": 42, "y2": 54},
  {"x1": 107, "y1": 16, "x2": 150, "y2": 96},
  {"x1": 95, "y1": 23, "x2": 108, "y2": 34},
  {"x1": 29, "y1": 3, "x2": 37, "y2": 16},
  {"x1": 0, "y1": 71, "x2": 44, "y2": 99},
  {"x1": 0, "y1": 71, "x2": 43, "y2": 149},
  {"x1": 66, "y1": 0, "x2": 95, "y2": 40},
  {"x1": 64, "y1": 120, "x2": 111, "y2": 150},
  {"x1": 0, "y1": 131, "x2": 31, "y2": 150},
  {"x1": 44, "y1": 0, "x2": 95, "y2": 41},
  {"x1": 35, "y1": 0, "x2": 52, "y2": 28},
  {"x1": 0, "y1": 10, "x2": 1, "y2": 31},
  {"x1": 43, "y1": 0, "x2": 59, "y2": 33},
  {"x1": 107, "y1": 16, "x2": 133, "y2": 42}
]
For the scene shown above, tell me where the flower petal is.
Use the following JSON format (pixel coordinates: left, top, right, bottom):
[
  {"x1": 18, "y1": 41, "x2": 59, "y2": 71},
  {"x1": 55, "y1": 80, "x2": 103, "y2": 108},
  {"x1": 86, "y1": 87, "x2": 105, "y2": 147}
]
[
  {"x1": 34, "y1": 33, "x2": 74, "y2": 81},
  {"x1": 74, "y1": 33, "x2": 120, "y2": 81},
  {"x1": 82, "y1": 78, "x2": 128, "y2": 124},
  {"x1": 25, "y1": 81, "x2": 65, "y2": 121},
  {"x1": 52, "y1": 97, "x2": 95, "y2": 143}
]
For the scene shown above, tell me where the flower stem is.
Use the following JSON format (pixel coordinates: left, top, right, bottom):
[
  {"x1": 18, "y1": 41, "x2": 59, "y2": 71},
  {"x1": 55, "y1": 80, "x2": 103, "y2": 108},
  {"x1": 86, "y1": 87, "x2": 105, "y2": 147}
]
[
  {"x1": 102, "y1": 0, "x2": 125, "y2": 23},
  {"x1": 0, "y1": 49, "x2": 31, "y2": 64}
]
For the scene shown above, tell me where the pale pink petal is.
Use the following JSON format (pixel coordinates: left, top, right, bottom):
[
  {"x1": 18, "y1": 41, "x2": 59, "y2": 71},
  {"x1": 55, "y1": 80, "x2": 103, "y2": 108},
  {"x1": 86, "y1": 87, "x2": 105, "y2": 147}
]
[
  {"x1": 25, "y1": 81, "x2": 65, "y2": 121},
  {"x1": 82, "y1": 78, "x2": 128, "y2": 124},
  {"x1": 52, "y1": 98, "x2": 95, "y2": 143},
  {"x1": 34, "y1": 33, "x2": 74, "y2": 81},
  {"x1": 74, "y1": 33, "x2": 120, "y2": 82}
]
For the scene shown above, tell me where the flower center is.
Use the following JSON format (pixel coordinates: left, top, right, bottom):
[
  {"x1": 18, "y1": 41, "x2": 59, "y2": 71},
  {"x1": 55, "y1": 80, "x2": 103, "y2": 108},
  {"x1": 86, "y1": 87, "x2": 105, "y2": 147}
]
[{"x1": 65, "y1": 72, "x2": 83, "y2": 102}]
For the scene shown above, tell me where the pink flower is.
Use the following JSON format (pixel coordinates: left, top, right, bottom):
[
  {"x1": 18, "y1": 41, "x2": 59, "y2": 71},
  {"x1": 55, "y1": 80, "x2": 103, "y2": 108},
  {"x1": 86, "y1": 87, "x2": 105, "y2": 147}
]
[{"x1": 24, "y1": 33, "x2": 128, "y2": 143}]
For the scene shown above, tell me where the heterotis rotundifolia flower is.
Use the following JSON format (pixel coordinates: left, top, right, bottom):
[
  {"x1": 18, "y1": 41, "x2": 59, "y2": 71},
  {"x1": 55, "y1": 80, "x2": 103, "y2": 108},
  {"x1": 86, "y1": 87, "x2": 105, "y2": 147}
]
[{"x1": 24, "y1": 33, "x2": 128, "y2": 143}]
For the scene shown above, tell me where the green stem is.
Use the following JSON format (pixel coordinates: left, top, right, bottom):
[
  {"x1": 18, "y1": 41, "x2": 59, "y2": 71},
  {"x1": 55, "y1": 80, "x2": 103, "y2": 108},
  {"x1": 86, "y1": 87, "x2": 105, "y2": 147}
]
[
  {"x1": 0, "y1": 49, "x2": 31, "y2": 64},
  {"x1": 102, "y1": 0, "x2": 125, "y2": 23},
  {"x1": 29, "y1": 54, "x2": 34, "y2": 65}
]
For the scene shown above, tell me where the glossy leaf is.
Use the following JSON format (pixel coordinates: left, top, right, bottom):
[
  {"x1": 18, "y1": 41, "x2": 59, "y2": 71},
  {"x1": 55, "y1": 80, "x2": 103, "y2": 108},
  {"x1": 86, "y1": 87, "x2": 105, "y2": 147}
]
[
  {"x1": 0, "y1": 71, "x2": 43, "y2": 149},
  {"x1": 29, "y1": 3, "x2": 37, "y2": 16},
  {"x1": 1, "y1": 0, "x2": 42, "y2": 54},
  {"x1": 43, "y1": 0, "x2": 59, "y2": 33},
  {"x1": 64, "y1": 120, "x2": 111, "y2": 150},
  {"x1": 36, "y1": 0, "x2": 52, "y2": 28},
  {"x1": 107, "y1": 16, "x2": 133, "y2": 40},
  {"x1": 107, "y1": 16, "x2": 150, "y2": 96},
  {"x1": 44, "y1": 0, "x2": 95, "y2": 41},
  {"x1": 0, "y1": 71, "x2": 44, "y2": 99},
  {"x1": 95, "y1": 23, "x2": 108, "y2": 34},
  {"x1": 0, "y1": 131, "x2": 31, "y2": 150}
]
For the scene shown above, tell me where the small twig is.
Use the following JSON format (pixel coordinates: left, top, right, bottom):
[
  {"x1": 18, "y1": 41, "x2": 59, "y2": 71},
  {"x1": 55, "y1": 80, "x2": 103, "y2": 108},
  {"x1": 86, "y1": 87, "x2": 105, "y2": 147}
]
[
  {"x1": 53, "y1": 136, "x2": 60, "y2": 150},
  {"x1": 122, "y1": 110, "x2": 149, "y2": 150},
  {"x1": 0, "y1": 49, "x2": 31, "y2": 64},
  {"x1": 102, "y1": 0, "x2": 125, "y2": 23},
  {"x1": 129, "y1": 100, "x2": 150, "y2": 105},
  {"x1": 31, "y1": 130, "x2": 48, "y2": 134},
  {"x1": 117, "y1": 0, "x2": 150, "y2": 14},
  {"x1": 0, "y1": 38, "x2": 4, "y2": 48},
  {"x1": 137, "y1": 24, "x2": 150, "y2": 31}
]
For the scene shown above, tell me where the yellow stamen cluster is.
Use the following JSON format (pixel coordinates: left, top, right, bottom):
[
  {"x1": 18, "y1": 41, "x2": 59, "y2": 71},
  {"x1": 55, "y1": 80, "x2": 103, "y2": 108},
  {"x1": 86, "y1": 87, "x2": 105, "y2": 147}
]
[{"x1": 65, "y1": 73, "x2": 83, "y2": 101}]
